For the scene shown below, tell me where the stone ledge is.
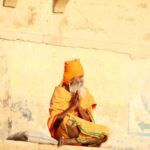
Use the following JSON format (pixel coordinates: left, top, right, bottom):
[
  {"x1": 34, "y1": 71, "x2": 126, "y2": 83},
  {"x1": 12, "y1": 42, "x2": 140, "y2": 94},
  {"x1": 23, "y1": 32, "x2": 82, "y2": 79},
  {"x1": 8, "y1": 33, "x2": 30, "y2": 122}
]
[
  {"x1": 1, "y1": 29, "x2": 150, "y2": 59},
  {"x1": 0, "y1": 140, "x2": 108, "y2": 150}
]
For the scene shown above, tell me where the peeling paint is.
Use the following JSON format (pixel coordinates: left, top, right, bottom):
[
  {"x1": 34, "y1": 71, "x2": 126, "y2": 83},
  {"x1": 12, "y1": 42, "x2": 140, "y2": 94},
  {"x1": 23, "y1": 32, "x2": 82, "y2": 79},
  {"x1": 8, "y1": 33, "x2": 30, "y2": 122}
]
[{"x1": 10, "y1": 100, "x2": 33, "y2": 121}]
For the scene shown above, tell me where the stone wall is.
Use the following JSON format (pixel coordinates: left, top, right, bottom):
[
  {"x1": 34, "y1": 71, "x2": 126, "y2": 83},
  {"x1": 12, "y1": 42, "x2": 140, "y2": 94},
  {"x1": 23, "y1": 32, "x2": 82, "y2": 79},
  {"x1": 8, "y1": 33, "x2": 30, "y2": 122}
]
[{"x1": 0, "y1": 0, "x2": 150, "y2": 58}]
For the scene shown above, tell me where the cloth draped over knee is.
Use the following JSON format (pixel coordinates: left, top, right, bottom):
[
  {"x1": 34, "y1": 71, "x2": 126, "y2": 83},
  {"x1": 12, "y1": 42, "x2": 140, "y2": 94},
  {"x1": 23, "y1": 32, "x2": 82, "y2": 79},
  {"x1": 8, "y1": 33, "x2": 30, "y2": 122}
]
[{"x1": 47, "y1": 86, "x2": 109, "y2": 143}]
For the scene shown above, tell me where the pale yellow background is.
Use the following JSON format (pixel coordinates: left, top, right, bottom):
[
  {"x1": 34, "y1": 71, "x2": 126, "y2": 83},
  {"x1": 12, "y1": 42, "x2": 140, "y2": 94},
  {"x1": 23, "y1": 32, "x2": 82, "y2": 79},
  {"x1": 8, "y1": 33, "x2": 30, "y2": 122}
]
[{"x1": 0, "y1": 0, "x2": 150, "y2": 149}]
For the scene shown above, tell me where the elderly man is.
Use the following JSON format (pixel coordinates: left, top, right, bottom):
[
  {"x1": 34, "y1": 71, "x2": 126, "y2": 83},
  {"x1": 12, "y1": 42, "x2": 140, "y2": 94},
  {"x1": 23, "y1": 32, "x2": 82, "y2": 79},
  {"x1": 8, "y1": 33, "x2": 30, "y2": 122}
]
[{"x1": 47, "y1": 59, "x2": 109, "y2": 147}]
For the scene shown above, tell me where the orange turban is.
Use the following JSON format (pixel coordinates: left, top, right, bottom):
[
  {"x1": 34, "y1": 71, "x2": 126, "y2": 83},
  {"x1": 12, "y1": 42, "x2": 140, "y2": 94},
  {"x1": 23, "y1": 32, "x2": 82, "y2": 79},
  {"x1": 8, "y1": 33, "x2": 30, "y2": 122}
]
[{"x1": 63, "y1": 59, "x2": 84, "y2": 84}]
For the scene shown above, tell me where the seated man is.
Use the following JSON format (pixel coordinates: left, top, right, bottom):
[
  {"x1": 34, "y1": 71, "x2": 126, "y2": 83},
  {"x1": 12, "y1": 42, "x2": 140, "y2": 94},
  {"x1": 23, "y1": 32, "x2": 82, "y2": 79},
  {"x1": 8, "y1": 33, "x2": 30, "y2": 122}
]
[{"x1": 47, "y1": 59, "x2": 109, "y2": 147}]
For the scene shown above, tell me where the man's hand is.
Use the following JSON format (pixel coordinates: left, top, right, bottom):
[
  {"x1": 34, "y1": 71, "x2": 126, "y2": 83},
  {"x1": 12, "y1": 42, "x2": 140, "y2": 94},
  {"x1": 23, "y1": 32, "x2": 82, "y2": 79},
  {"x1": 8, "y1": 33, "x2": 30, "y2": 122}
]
[
  {"x1": 69, "y1": 90, "x2": 81, "y2": 110},
  {"x1": 54, "y1": 90, "x2": 82, "y2": 128},
  {"x1": 78, "y1": 106, "x2": 91, "y2": 122}
]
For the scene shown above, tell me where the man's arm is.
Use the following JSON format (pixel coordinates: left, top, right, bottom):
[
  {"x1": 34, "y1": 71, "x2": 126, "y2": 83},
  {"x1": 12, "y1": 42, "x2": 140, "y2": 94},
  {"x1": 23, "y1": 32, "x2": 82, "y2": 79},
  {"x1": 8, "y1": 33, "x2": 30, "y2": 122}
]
[
  {"x1": 53, "y1": 92, "x2": 79, "y2": 127},
  {"x1": 78, "y1": 106, "x2": 91, "y2": 122},
  {"x1": 53, "y1": 107, "x2": 74, "y2": 127}
]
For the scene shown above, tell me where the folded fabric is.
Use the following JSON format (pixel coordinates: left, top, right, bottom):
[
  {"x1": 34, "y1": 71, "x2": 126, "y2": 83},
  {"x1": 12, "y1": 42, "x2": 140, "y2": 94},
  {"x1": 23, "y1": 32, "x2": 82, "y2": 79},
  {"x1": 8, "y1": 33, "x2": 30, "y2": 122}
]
[{"x1": 7, "y1": 131, "x2": 58, "y2": 145}]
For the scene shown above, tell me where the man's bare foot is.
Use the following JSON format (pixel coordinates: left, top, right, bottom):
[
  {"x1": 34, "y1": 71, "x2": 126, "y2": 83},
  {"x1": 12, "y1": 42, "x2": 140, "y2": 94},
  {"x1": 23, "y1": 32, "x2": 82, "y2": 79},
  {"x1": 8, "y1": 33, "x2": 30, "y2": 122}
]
[
  {"x1": 58, "y1": 136, "x2": 64, "y2": 147},
  {"x1": 99, "y1": 134, "x2": 107, "y2": 143},
  {"x1": 83, "y1": 135, "x2": 107, "y2": 147}
]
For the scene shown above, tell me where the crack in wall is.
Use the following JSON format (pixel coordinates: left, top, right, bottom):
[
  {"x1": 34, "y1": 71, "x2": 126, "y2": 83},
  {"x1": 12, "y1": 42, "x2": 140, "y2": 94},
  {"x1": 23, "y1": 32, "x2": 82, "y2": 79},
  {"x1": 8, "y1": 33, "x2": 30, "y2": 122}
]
[
  {"x1": 0, "y1": 37, "x2": 132, "y2": 58},
  {"x1": 0, "y1": 36, "x2": 150, "y2": 60}
]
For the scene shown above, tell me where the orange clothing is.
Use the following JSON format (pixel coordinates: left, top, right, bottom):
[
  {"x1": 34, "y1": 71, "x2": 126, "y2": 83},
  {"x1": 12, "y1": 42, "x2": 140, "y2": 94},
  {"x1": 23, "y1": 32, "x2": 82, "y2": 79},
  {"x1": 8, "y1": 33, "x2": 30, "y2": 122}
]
[{"x1": 47, "y1": 86, "x2": 109, "y2": 144}]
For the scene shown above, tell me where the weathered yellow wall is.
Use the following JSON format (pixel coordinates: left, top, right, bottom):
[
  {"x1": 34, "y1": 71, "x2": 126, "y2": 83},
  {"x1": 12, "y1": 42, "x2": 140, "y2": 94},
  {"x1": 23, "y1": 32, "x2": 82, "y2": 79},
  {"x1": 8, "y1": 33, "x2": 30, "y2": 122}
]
[
  {"x1": 0, "y1": 0, "x2": 150, "y2": 149},
  {"x1": 1, "y1": 0, "x2": 150, "y2": 58}
]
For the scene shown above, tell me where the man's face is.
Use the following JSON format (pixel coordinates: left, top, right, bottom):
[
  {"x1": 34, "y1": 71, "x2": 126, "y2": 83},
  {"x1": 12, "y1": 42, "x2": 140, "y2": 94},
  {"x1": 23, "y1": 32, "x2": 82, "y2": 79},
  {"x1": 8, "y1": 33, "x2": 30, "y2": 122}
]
[{"x1": 69, "y1": 76, "x2": 84, "y2": 94}]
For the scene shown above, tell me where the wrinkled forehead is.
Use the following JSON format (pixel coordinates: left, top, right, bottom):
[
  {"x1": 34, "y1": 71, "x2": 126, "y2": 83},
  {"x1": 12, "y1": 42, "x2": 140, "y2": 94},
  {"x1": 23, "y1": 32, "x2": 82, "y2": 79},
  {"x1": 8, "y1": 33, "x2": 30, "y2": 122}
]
[{"x1": 70, "y1": 75, "x2": 84, "y2": 84}]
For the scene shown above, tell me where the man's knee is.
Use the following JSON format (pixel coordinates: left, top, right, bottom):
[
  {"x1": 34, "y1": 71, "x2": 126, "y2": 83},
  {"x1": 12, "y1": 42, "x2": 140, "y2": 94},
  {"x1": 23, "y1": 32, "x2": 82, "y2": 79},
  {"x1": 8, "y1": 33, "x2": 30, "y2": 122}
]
[
  {"x1": 66, "y1": 120, "x2": 79, "y2": 138},
  {"x1": 67, "y1": 120, "x2": 73, "y2": 126}
]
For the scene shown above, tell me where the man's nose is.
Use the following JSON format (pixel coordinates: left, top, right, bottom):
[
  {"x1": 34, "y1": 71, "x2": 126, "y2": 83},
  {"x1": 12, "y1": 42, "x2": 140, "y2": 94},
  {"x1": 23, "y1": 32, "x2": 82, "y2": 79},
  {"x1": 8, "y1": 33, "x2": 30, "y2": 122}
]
[
  {"x1": 76, "y1": 79, "x2": 80, "y2": 83},
  {"x1": 77, "y1": 78, "x2": 83, "y2": 83}
]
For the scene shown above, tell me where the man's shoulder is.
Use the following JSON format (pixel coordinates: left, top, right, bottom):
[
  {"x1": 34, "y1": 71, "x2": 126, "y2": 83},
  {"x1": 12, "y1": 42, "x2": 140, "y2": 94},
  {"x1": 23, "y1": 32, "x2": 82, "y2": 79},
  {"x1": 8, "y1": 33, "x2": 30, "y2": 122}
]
[
  {"x1": 54, "y1": 84, "x2": 63, "y2": 90},
  {"x1": 52, "y1": 85, "x2": 71, "y2": 98},
  {"x1": 53, "y1": 85, "x2": 64, "y2": 94}
]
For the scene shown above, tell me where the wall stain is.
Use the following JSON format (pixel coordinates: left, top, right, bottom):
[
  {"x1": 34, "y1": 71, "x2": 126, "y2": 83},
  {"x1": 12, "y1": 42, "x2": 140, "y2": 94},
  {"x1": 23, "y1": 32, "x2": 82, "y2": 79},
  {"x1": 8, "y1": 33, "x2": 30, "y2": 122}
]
[
  {"x1": 7, "y1": 118, "x2": 12, "y2": 135},
  {"x1": 0, "y1": 92, "x2": 10, "y2": 108},
  {"x1": 143, "y1": 33, "x2": 150, "y2": 41},
  {"x1": 141, "y1": 95, "x2": 150, "y2": 114},
  {"x1": 126, "y1": 17, "x2": 135, "y2": 22},
  {"x1": 10, "y1": 100, "x2": 33, "y2": 121},
  {"x1": 0, "y1": 16, "x2": 4, "y2": 23},
  {"x1": 27, "y1": 6, "x2": 37, "y2": 25},
  {"x1": 117, "y1": 16, "x2": 124, "y2": 20},
  {"x1": 137, "y1": 3, "x2": 148, "y2": 9},
  {"x1": 13, "y1": 20, "x2": 23, "y2": 28},
  {"x1": 117, "y1": 16, "x2": 134, "y2": 22},
  {"x1": 62, "y1": 16, "x2": 112, "y2": 39},
  {"x1": 59, "y1": 16, "x2": 69, "y2": 34}
]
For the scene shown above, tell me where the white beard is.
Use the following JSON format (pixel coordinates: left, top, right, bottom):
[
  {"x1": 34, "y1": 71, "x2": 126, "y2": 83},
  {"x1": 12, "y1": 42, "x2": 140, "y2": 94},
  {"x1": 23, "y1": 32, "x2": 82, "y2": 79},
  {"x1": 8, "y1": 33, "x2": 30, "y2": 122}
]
[
  {"x1": 69, "y1": 83, "x2": 86, "y2": 98},
  {"x1": 78, "y1": 86, "x2": 86, "y2": 98},
  {"x1": 69, "y1": 82, "x2": 83, "y2": 94},
  {"x1": 69, "y1": 82, "x2": 82, "y2": 94}
]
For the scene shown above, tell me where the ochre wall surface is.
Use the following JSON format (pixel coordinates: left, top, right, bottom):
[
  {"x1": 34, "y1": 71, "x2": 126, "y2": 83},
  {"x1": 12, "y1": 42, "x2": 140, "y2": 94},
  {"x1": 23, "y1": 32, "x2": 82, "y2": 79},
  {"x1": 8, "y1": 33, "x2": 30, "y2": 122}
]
[{"x1": 0, "y1": 0, "x2": 150, "y2": 149}]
